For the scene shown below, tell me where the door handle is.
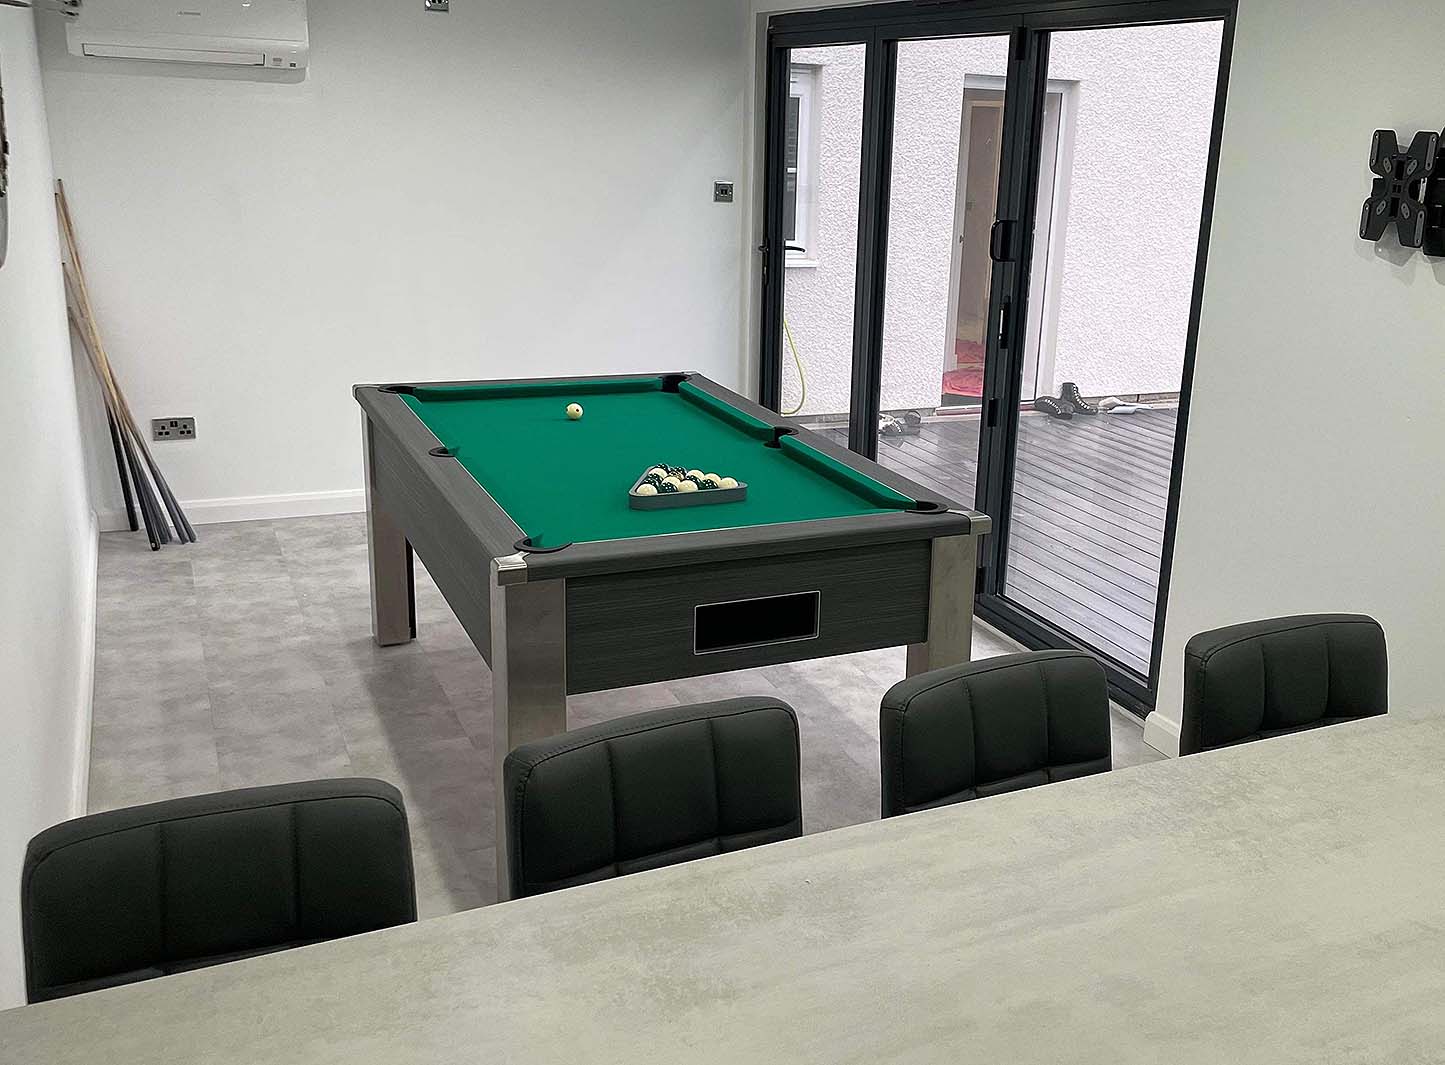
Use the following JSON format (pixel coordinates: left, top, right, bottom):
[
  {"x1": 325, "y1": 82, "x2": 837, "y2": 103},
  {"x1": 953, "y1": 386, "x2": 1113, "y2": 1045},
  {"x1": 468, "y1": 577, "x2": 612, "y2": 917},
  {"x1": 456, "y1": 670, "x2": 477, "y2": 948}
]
[{"x1": 989, "y1": 219, "x2": 1017, "y2": 263}]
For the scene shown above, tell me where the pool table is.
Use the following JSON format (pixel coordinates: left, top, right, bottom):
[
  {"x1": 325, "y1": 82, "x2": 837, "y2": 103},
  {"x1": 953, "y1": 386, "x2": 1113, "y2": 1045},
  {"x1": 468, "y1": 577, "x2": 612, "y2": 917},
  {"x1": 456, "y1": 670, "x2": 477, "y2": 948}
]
[{"x1": 355, "y1": 373, "x2": 991, "y2": 895}]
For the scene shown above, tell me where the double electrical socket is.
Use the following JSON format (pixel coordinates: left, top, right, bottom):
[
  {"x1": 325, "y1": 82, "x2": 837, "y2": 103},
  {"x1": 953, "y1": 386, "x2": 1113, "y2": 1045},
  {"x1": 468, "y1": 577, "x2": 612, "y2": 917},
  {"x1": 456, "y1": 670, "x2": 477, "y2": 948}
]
[{"x1": 152, "y1": 417, "x2": 196, "y2": 442}]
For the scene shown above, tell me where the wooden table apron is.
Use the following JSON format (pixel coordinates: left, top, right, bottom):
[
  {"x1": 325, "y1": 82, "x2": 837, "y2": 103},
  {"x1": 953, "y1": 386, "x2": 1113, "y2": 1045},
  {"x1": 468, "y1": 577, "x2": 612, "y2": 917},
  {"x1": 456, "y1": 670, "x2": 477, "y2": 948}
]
[{"x1": 354, "y1": 373, "x2": 992, "y2": 898}]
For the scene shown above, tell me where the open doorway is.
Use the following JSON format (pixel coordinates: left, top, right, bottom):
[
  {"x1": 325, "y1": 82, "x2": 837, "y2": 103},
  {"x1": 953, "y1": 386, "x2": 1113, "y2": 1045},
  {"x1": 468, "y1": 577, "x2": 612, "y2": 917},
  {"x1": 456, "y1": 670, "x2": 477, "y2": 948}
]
[
  {"x1": 944, "y1": 92, "x2": 1004, "y2": 406},
  {"x1": 943, "y1": 82, "x2": 1069, "y2": 409}
]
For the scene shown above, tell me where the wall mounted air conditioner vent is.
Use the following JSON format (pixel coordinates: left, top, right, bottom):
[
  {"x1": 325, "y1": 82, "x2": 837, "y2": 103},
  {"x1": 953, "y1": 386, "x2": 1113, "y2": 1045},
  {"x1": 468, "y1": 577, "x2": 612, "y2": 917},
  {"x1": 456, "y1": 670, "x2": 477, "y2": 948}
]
[{"x1": 66, "y1": 0, "x2": 309, "y2": 72}]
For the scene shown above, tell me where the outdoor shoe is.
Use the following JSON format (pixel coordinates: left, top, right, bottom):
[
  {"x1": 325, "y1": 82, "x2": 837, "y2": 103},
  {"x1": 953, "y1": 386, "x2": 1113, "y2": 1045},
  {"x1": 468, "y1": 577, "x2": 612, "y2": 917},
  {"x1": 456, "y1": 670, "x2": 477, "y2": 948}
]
[
  {"x1": 1033, "y1": 396, "x2": 1075, "y2": 420},
  {"x1": 1059, "y1": 382, "x2": 1099, "y2": 415},
  {"x1": 879, "y1": 414, "x2": 905, "y2": 437}
]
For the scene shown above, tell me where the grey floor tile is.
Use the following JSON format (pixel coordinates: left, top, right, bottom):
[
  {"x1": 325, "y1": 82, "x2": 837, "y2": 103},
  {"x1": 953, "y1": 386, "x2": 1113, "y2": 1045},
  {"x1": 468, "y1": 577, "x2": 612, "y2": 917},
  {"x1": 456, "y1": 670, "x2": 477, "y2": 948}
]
[
  {"x1": 568, "y1": 680, "x2": 681, "y2": 729},
  {"x1": 423, "y1": 646, "x2": 493, "y2": 702},
  {"x1": 89, "y1": 513, "x2": 1162, "y2": 926},
  {"x1": 348, "y1": 737, "x2": 495, "y2": 858}
]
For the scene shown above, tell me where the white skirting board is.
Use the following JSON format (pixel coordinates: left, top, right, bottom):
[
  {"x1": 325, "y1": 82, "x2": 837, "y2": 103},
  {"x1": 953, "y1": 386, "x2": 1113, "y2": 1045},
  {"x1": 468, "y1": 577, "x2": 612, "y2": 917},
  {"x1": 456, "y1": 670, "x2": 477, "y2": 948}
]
[
  {"x1": 72, "y1": 511, "x2": 100, "y2": 818},
  {"x1": 1142, "y1": 710, "x2": 1181, "y2": 758},
  {"x1": 97, "y1": 489, "x2": 366, "y2": 532}
]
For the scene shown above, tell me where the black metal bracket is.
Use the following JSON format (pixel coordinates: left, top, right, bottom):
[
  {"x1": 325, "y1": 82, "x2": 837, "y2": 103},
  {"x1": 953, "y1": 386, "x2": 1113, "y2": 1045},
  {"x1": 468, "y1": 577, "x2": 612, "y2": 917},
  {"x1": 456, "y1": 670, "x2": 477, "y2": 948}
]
[
  {"x1": 1360, "y1": 129, "x2": 1445, "y2": 254},
  {"x1": 428, "y1": 446, "x2": 456, "y2": 459}
]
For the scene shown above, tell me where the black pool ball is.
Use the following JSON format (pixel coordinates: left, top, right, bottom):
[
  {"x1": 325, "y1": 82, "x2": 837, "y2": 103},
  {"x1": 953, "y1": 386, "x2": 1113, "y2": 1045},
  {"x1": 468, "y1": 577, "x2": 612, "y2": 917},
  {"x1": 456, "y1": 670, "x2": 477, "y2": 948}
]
[
  {"x1": 641, "y1": 472, "x2": 666, "y2": 488},
  {"x1": 695, "y1": 476, "x2": 720, "y2": 490},
  {"x1": 657, "y1": 481, "x2": 679, "y2": 494},
  {"x1": 667, "y1": 466, "x2": 687, "y2": 478}
]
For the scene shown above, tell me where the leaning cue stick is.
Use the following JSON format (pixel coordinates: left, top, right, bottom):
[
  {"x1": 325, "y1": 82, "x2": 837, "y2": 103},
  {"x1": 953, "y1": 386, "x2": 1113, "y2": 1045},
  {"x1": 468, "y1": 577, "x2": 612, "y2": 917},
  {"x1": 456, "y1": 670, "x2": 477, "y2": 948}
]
[
  {"x1": 56, "y1": 189, "x2": 190, "y2": 544},
  {"x1": 56, "y1": 182, "x2": 196, "y2": 543},
  {"x1": 70, "y1": 289, "x2": 186, "y2": 544},
  {"x1": 56, "y1": 182, "x2": 193, "y2": 545},
  {"x1": 65, "y1": 295, "x2": 172, "y2": 545},
  {"x1": 105, "y1": 407, "x2": 140, "y2": 532},
  {"x1": 68, "y1": 310, "x2": 165, "y2": 549}
]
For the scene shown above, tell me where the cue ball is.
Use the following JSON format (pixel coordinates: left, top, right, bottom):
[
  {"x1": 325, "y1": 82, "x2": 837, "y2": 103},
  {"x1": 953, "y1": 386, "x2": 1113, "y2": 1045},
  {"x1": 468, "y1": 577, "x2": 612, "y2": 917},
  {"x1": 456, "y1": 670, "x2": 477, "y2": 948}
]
[
  {"x1": 635, "y1": 483, "x2": 659, "y2": 496},
  {"x1": 566, "y1": 403, "x2": 584, "y2": 421}
]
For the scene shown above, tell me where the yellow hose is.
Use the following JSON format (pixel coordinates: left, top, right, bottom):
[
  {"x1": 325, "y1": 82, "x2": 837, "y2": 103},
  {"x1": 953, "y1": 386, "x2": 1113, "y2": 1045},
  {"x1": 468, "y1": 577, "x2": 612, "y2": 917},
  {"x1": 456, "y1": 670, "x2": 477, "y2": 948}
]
[{"x1": 782, "y1": 317, "x2": 807, "y2": 417}]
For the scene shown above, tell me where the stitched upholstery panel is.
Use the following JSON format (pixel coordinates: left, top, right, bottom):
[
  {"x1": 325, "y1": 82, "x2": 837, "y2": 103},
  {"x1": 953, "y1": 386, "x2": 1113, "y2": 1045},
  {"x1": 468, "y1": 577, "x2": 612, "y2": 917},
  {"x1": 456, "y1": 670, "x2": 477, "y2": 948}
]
[
  {"x1": 504, "y1": 698, "x2": 802, "y2": 898},
  {"x1": 22, "y1": 779, "x2": 416, "y2": 1003},
  {"x1": 1180, "y1": 614, "x2": 1387, "y2": 755},
  {"x1": 880, "y1": 651, "x2": 1112, "y2": 818}
]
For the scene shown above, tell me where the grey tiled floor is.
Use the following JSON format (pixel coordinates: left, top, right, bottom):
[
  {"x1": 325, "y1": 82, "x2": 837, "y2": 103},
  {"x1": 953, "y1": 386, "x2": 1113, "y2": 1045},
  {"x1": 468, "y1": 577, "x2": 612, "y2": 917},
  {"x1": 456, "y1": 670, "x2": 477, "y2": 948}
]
[{"x1": 89, "y1": 514, "x2": 1163, "y2": 917}]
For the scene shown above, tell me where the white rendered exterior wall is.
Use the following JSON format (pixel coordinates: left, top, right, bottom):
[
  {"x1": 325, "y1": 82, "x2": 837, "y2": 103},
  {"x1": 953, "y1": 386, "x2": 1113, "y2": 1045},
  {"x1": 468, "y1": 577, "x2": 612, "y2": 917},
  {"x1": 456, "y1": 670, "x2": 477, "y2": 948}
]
[{"x1": 781, "y1": 25, "x2": 1223, "y2": 418}]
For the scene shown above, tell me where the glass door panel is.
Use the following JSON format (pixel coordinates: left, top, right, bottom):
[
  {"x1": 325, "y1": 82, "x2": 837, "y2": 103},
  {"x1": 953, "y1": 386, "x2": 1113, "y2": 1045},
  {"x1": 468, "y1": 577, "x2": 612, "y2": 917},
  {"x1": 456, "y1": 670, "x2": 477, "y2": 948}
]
[
  {"x1": 777, "y1": 44, "x2": 868, "y2": 451},
  {"x1": 999, "y1": 21, "x2": 1225, "y2": 677},
  {"x1": 875, "y1": 35, "x2": 1012, "y2": 508}
]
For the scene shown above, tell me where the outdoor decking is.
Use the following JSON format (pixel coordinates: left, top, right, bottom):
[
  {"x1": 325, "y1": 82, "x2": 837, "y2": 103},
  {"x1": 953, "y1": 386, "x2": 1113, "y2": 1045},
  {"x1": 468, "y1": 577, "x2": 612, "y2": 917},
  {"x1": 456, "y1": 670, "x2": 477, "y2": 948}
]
[{"x1": 841, "y1": 409, "x2": 1176, "y2": 677}]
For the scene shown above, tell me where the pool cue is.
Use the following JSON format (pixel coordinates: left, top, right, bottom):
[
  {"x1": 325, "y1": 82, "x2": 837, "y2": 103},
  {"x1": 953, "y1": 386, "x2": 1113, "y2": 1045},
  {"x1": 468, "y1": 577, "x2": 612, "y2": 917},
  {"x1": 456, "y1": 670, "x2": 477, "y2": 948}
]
[
  {"x1": 105, "y1": 407, "x2": 139, "y2": 532},
  {"x1": 65, "y1": 294, "x2": 171, "y2": 546},
  {"x1": 77, "y1": 290, "x2": 190, "y2": 544},
  {"x1": 56, "y1": 184, "x2": 190, "y2": 544},
  {"x1": 56, "y1": 183, "x2": 196, "y2": 543},
  {"x1": 68, "y1": 310, "x2": 166, "y2": 549},
  {"x1": 64, "y1": 254, "x2": 195, "y2": 545}
]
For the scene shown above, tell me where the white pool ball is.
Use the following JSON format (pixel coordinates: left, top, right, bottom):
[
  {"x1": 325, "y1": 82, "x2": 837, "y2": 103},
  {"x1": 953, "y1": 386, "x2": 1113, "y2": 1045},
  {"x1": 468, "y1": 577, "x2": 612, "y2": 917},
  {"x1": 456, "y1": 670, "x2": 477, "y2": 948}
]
[
  {"x1": 705, "y1": 473, "x2": 721, "y2": 482},
  {"x1": 635, "y1": 483, "x2": 659, "y2": 496},
  {"x1": 662, "y1": 476, "x2": 682, "y2": 489},
  {"x1": 566, "y1": 403, "x2": 584, "y2": 421},
  {"x1": 686, "y1": 469, "x2": 704, "y2": 479},
  {"x1": 718, "y1": 477, "x2": 739, "y2": 489},
  {"x1": 678, "y1": 480, "x2": 699, "y2": 493}
]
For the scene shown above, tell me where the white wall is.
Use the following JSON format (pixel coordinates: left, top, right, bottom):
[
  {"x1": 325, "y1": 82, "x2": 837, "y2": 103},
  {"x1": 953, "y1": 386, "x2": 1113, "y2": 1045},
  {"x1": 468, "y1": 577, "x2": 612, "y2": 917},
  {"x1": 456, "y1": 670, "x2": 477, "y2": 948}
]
[
  {"x1": 781, "y1": 26, "x2": 1221, "y2": 419},
  {"x1": 0, "y1": 8, "x2": 98, "y2": 1009},
  {"x1": 1146, "y1": 0, "x2": 1445, "y2": 751},
  {"x1": 37, "y1": 0, "x2": 750, "y2": 523}
]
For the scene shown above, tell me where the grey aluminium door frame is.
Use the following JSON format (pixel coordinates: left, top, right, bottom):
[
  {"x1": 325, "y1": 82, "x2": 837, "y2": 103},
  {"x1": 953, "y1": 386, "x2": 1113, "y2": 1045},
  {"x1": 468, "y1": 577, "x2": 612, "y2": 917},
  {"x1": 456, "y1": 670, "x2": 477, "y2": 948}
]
[{"x1": 758, "y1": 0, "x2": 1238, "y2": 714}]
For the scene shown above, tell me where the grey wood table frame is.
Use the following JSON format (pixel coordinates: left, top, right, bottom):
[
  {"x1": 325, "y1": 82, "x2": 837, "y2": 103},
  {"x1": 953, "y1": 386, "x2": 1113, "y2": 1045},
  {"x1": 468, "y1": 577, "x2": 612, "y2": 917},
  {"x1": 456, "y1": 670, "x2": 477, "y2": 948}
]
[{"x1": 356, "y1": 373, "x2": 992, "y2": 897}]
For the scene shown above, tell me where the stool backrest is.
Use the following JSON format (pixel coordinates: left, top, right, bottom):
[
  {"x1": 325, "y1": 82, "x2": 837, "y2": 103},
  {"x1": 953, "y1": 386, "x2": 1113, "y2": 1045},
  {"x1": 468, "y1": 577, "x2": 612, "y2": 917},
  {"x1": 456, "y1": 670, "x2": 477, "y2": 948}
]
[
  {"x1": 881, "y1": 650, "x2": 1112, "y2": 817},
  {"x1": 23, "y1": 778, "x2": 416, "y2": 1002},
  {"x1": 1181, "y1": 614, "x2": 1387, "y2": 755},
  {"x1": 504, "y1": 698, "x2": 802, "y2": 898}
]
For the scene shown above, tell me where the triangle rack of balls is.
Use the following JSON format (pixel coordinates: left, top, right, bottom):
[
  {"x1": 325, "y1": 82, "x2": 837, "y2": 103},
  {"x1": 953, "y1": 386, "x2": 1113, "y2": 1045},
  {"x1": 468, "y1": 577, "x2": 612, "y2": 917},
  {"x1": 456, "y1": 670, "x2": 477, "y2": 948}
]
[{"x1": 629, "y1": 465, "x2": 747, "y2": 510}]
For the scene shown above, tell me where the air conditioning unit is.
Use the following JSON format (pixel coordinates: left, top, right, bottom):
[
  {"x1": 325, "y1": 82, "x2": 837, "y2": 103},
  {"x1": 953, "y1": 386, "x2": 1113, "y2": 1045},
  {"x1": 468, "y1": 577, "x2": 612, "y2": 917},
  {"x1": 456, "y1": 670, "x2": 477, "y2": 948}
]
[{"x1": 66, "y1": 0, "x2": 309, "y2": 71}]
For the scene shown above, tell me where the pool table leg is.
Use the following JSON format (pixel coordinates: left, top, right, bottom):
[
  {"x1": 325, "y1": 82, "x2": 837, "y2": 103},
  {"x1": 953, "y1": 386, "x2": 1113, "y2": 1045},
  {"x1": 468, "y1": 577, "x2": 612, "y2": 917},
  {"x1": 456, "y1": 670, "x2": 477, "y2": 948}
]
[
  {"x1": 490, "y1": 570, "x2": 568, "y2": 902},
  {"x1": 907, "y1": 534, "x2": 979, "y2": 677},
  {"x1": 363, "y1": 415, "x2": 416, "y2": 647}
]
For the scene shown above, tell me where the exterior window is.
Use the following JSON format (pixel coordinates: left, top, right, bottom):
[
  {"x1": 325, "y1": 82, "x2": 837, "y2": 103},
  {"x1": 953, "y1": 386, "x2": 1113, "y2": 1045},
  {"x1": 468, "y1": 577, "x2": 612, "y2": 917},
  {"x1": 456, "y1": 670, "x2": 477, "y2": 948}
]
[{"x1": 785, "y1": 65, "x2": 818, "y2": 262}]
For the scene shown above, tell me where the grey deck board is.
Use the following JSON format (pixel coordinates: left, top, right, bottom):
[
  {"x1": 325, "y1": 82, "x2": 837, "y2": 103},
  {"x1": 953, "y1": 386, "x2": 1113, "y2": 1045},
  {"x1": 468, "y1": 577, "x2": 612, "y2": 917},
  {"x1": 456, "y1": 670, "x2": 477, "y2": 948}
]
[{"x1": 834, "y1": 408, "x2": 1177, "y2": 676}]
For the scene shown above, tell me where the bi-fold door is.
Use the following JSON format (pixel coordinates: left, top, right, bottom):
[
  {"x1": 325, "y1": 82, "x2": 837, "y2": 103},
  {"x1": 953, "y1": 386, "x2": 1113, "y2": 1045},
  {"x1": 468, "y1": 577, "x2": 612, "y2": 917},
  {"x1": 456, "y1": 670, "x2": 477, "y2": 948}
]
[{"x1": 759, "y1": 0, "x2": 1236, "y2": 713}]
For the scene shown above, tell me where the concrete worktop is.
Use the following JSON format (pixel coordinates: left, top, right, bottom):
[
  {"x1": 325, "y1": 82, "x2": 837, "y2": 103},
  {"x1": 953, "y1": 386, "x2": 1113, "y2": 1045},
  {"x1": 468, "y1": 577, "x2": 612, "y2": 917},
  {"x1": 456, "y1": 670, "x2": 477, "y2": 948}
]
[{"x1": 3, "y1": 713, "x2": 1443, "y2": 1063}]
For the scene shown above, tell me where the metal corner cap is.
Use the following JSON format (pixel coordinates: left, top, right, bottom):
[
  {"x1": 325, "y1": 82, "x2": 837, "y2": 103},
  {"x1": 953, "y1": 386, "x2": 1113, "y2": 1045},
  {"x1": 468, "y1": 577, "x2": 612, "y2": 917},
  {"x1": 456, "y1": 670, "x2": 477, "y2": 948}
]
[
  {"x1": 954, "y1": 510, "x2": 993, "y2": 536},
  {"x1": 492, "y1": 553, "x2": 530, "y2": 585}
]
